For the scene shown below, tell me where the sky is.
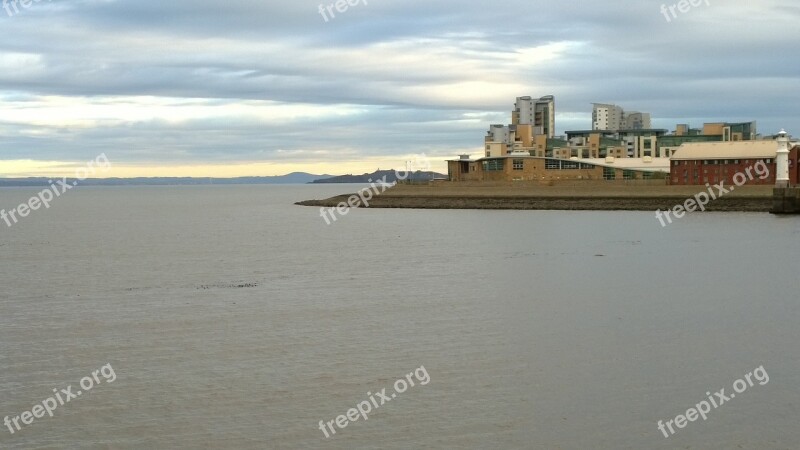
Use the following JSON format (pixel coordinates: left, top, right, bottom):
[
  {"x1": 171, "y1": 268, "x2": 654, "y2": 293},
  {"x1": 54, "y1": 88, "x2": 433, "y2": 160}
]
[{"x1": 0, "y1": 0, "x2": 799, "y2": 177}]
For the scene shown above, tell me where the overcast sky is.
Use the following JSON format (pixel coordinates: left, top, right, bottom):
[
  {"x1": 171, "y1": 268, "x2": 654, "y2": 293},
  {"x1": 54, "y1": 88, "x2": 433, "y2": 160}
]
[{"x1": 1, "y1": 0, "x2": 798, "y2": 177}]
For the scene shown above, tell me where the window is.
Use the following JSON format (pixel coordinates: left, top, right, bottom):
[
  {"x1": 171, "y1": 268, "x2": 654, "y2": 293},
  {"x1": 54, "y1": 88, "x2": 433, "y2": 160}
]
[
  {"x1": 562, "y1": 161, "x2": 580, "y2": 170},
  {"x1": 484, "y1": 159, "x2": 505, "y2": 171},
  {"x1": 623, "y1": 170, "x2": 636, "y2": 180},
  {"x1": 603, "y1": 167, "x2": 616, "y2": 180},
  {"x1": 512, "y1": 159, "x2": 524, "y2": 170}
]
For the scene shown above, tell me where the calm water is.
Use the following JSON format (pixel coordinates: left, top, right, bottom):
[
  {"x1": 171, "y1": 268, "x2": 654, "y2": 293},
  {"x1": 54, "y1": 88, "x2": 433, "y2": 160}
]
[{"x1": 1, "y1": 184, "x2": 799, "y2": 449}]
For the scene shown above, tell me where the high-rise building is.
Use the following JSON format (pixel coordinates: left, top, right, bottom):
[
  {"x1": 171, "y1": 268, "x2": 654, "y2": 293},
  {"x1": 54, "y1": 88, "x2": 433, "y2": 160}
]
[
  {"x1": 592, "y1": 103, "x2": 625, "y2": 131},
  {"x1": 592, "y1": 103, "x2": 651, "y2": 131},
  {"x1": 624, "y1": 112, "x2": 652, "y2": 130},
  {"x1": 514, "y1": 95, "x2": 555, "y2": 138}
]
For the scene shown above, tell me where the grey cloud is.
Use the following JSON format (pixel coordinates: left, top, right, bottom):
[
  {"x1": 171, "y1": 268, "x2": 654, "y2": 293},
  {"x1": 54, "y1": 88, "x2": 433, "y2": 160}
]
[{"x1": 0, "y1": 0, "x2": 799, "y2": 167}]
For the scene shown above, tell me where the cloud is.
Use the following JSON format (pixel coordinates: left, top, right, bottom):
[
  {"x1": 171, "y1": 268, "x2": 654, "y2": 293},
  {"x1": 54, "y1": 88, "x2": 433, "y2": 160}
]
[{"x1": 1, "y1": 0, "x2": 799, "y2": 176}]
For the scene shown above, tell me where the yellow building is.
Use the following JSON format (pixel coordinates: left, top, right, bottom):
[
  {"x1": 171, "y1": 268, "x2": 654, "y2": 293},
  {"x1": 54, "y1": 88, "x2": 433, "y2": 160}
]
[{"x1": 447, "y1": 155, "x2": 667, "y2": 182}]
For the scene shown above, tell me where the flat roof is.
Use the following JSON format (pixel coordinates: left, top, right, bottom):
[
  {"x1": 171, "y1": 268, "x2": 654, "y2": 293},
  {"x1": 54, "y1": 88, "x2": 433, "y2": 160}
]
[
  {"x1": 565, "y1": 130, "x2": 617, "y2": 135},
  {"x1": 616, "y1": 129, "x2": 669, "y2": 133},
  {"x1": 565, "y1": 129, "x2": 668, "y2": 135},
  {"x1": 577, "y1": 158, "x2": 670, "y2": 171},
  {"x1": 672, "y1": 140, "x2": 778, "y2": 160}
]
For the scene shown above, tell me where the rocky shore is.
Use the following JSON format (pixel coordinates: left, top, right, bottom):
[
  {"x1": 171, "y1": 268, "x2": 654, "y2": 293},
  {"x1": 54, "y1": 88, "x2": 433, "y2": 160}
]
[{"x1": 296, "y1": 182, "x2": 775, "y2": 212}]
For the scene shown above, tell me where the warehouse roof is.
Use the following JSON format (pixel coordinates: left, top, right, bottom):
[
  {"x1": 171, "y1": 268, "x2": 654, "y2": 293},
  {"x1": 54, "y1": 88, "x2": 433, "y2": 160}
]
[{"x1": 671, "y1": 140, "x2": 778, "y2": 160}]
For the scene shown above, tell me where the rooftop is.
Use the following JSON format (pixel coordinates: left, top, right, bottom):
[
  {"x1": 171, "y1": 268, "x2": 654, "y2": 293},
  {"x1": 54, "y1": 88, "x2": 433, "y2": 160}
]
[{"x1": 671, "y1": 140, "x2": 778, "y2": 160}]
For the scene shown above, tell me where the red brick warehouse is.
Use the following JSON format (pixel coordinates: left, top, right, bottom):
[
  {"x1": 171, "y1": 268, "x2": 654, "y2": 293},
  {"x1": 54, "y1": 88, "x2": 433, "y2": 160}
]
[{"x1": 669, "y1": 141, "x2": 787, "y2": 185}]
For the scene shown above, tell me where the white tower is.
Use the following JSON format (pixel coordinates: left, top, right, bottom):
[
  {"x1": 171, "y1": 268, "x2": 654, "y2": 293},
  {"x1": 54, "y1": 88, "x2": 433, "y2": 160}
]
[{"x1": 776, "y1": 129, "x2": 790, "y2": 188}]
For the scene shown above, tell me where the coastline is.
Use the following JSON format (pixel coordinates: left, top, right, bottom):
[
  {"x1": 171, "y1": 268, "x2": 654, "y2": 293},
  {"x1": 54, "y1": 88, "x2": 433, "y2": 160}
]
[{"x1": 296, "y1": 182, "x2": 775, "y2": 212}]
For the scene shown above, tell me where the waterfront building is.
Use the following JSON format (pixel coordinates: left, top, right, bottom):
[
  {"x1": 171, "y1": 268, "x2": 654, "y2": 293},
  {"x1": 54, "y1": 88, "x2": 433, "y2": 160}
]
[
  {"x1": 564, "y1": 129, "x2": 669, "y2": 158},
  {"x1": 625, "y1": 112, "x2": 652, "y2": 130},
  {"x1": 592, "y1": 103, "x2": 625, "y2": 131},
  {"x1": 668, "y1": 140, "x2": 789, "y2": 185},
  {"x1": 658, "y1": 122, "x2": 758, "y2": 157},
  {"x1": 513, "y1": 95, "x2": 556, "y2": 138},
  {"x1": 447, "y1": 154, "x2": 668, "y2": 183},
  {"x1": 477, "y1": 96, "x2": 777, "y2": 185},
  {"x1": 486, "y1": 95, "x2": 557, "y2": 158}
]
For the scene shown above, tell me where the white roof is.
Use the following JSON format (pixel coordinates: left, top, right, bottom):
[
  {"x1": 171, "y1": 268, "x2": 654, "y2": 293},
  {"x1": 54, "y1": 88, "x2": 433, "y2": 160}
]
[
  {"x1": 672, "y1": 140, "x2": 777, "y2": 160},
  {"x1": 577, "y1": 158, "x2": 671, "y2": 172}
]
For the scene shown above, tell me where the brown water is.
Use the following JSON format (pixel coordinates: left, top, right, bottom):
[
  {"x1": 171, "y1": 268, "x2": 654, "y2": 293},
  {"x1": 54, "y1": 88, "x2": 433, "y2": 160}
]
[{"x1": 1, "y1": 185, "x2": 799, "y2": 449}]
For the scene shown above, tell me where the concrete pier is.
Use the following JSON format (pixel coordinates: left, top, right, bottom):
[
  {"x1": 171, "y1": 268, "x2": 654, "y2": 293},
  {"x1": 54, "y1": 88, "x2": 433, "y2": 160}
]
[{"x1": 771, "y1": 187, "x2": 800, "y2": 214}]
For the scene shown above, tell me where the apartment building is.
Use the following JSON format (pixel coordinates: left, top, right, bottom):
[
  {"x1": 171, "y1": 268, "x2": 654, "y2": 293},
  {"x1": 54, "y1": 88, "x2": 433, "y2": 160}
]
[
  {"x1": 513, "y1": 95, "x2": 556, "y2": 138},
  {"x1": 485, "y1": 95, "x2": 556, "y2": 157},
  {"x1": 592, "y1": 103, "x2": 651, "y2": 131}
]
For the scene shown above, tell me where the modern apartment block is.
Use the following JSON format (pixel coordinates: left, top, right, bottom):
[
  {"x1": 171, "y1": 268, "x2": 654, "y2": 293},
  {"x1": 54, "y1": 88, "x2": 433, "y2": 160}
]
[
  {"x1": 563, "y1": 129, "x2": 669, "y2": 159},
  {"x1": 459, "y1": 95, "x2": 785, "y2": 184},
  {"x1": 485, "y1": 95, "x2": 556, "y2": 157},
  {"x1": 592, "y1": 103, "x2": 651, "y2": 131},
  {"x1": 481, "y1": 96, "x2": 766, "y2": 174},
  {"x1": 592, "y1": 103, "x2": 625, "y2": 131},
  {"x1": 624, "y1": 112, "x2": 652, "y2": 130},
  {"x1": 658, "y1": 121, "x2": 758, "y2": 157},
  {"x1": 513, "y1": 95, "x2": 555, "y2": 138}
]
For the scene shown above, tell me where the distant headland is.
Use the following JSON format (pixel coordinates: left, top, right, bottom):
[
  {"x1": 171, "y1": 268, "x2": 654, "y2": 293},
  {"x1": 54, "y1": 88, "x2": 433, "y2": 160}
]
[
  {"x1": 0, "y1": 170, "x2": 446, "y2": 187},
  {"x1": 0, "y1": 173, "x2": 333, "y2": 187}
]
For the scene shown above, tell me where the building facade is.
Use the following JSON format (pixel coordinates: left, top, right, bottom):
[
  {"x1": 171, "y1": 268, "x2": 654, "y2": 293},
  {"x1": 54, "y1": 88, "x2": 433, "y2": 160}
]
[
  {"x1": 592, "y1": 103, "x2": 625, "y2": 131},
  {"x1": 513, "y1": 95, "x2": 555, "y2": 138},
  {"x1": 565, "y1": 129, "x2": 669, "y2": 158},
  {"x1": 447, "y1": 155, "x2": 665, "y2": 183},
  {"x1": 624, "y1": 112, "x2": 652, "y2": 130},
  {"x1": 669, "y1": 140, "x2": 783, "y2": 185},
  {"x1": 592, "y1": 103, "x2": 652, "y2": 132}
]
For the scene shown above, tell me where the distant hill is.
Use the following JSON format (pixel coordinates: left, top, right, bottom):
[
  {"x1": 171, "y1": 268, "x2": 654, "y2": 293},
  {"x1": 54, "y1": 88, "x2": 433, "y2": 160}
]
[
  {"x1": 312, "y1": 170, "x2": 446, "y2": 184},
  {"x1": 0, "y1": 172, "x2": 334, "y2": 187}
]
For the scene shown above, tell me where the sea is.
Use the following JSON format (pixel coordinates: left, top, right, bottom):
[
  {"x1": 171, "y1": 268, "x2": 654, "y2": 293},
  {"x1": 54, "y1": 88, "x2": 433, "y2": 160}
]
[{"x1": 1, "y1": 184, "x2": 799, "y2": 449}]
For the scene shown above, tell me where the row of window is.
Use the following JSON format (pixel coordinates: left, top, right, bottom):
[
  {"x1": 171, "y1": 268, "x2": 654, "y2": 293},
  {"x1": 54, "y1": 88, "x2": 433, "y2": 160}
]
[
  {"x1": 680, "y1": 169, "x2": 759, "y2": 174},
  {"x1": 672, "y1": 159, "x2": 773, "y2": 166},
  {"x1": 484, "y1": 159, "x2": 599, "y2": 171},
  {"x1": 544, "y1": 159, "x2": 595, "y2": 170},
  {"x1": 479, "y1": 159, "x2": 653, "y2": 179},
  {"x1": 484, "y1": 160, "x2": 504, "y2": 171},
  {"x1": 603, "y1": 168, "x2": 639, "y2": 180},
  {"x1": 674, "y1": 177, "x2": 771, "y2": 184}
]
